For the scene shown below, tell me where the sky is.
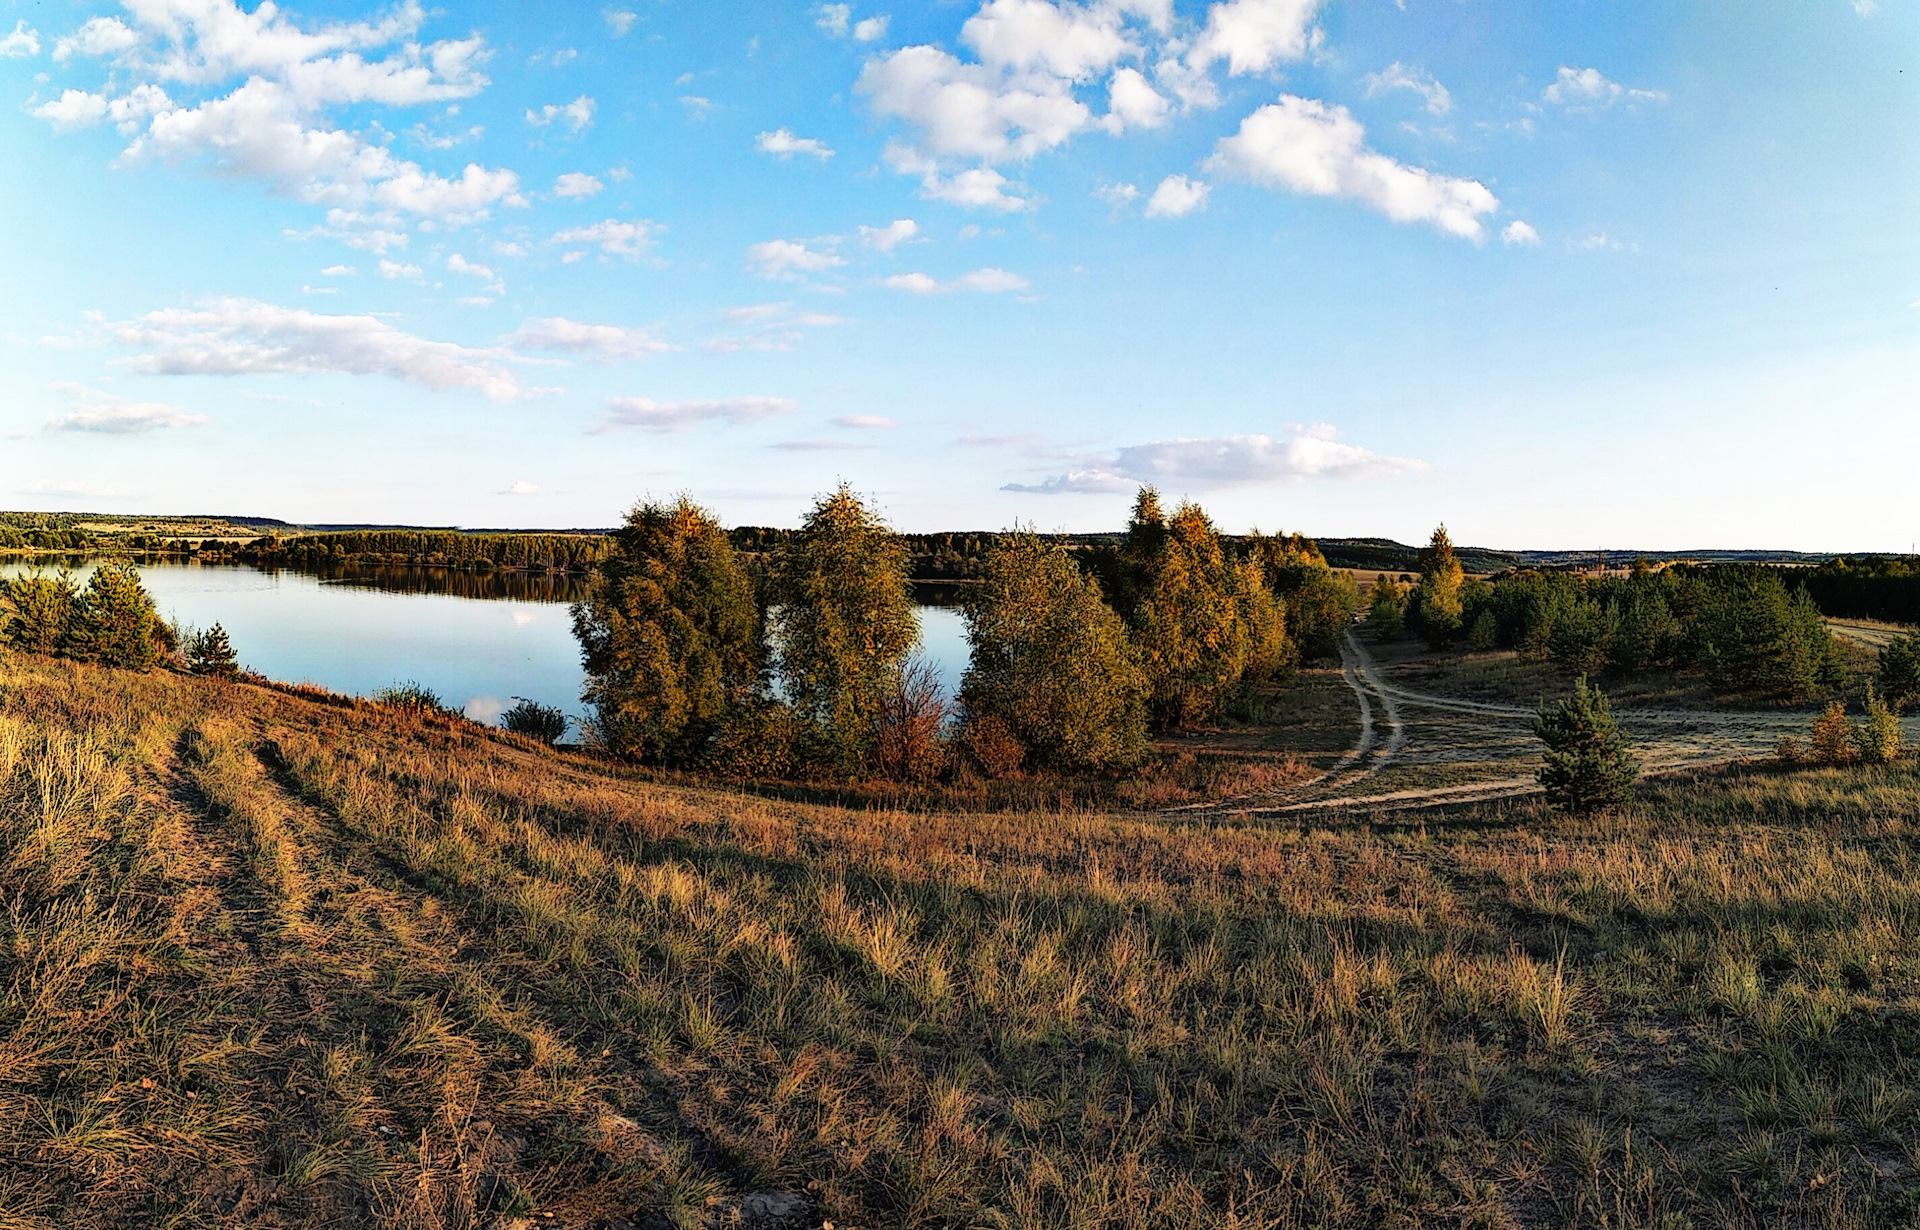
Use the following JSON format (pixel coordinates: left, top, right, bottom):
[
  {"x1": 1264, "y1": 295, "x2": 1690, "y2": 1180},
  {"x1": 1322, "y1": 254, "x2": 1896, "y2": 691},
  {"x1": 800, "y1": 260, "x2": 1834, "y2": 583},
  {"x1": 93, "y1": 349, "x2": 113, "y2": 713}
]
[{"x1": 0, "y1": 0, "x2": 1913, "y2": 549}]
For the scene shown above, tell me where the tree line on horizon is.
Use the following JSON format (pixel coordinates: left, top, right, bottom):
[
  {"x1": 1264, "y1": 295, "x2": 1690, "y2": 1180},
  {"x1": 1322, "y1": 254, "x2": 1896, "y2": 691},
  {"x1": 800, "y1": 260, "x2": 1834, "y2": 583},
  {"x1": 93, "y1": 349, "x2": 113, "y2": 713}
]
[{"x1": 570, "y1": 485, "x2": 1361, "y2": 780}]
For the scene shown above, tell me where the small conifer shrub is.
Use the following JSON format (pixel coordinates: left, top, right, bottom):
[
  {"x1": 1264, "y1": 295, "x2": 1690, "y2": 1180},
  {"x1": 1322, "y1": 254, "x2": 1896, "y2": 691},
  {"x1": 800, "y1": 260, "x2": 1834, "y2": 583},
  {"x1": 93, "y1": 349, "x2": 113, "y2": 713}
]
[{"x1": 1534, "y1": 676, "x2": 1640, "y2": 812}]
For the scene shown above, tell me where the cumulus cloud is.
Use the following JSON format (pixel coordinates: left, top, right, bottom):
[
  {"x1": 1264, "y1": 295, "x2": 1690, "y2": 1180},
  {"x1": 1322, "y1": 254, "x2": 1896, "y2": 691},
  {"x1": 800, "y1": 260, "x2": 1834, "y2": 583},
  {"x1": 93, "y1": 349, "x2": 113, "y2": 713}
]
[
  {"x1": 554, "y1": 171, "x2": 603, "y2": 198},
  {"x1": 756, "y1": 128, "x2": 835, "y2": 159},
  {"x1": 598, "y1": 395, "x2": 796, "y2": 431},
  {"x1": 526, "y1": 95, "x2": 595, "y2": 131},
  {"x1": 1363, "y1": 62, "x2": 1451, "y2": 115},
  {"x1": 504, "y1": 479, "x2": 538, "y2": 494},
  {"x1": 1541, "y1": 66, "x2": 1667, "y2": 108},
  {"x1": 320, "y1": 264, "x2": 355, "y2": 276},
  {"x1": 1145, "y1": 173, "x2": 1208, "y2": 217},
  {"x1": 858, "y1": 218, "x2": 920, "y2": 251},
  {"x1": 110, "y1": 297, "x2": 523, "y2": 400},
  {"x1": 506, "y1": 317, "x2": 670, "y2": 360},
  {"x1": 1104, "y1": 66, "x2": 1170, "y2": 130},
  {"x1": 883, "y1": 267, "x2": 1028, "y2": 293},
  {"x1": 36, "y1": 1, "x2": 522, "y2": 230},
  {"x1": 1005, "y1": 425, "x2": 1422, "y2": 492},
  {"x1": 914, "y1": 164, "x2": 1036, "y2": 212},
  {"x1": 378, "y1": 259, "x2": 423, "y2": 279},
  {"x1": 854, "y1": 15, "x2": 891, "y2": 41},
  {"x1": 47, "y1": 383, "x2": 208, "y2": 434},
  {"x1": 1501, "y1": 220, "x2": 1540, "y2": 246},
  {"x1": 747, "y1": 238, "x2": 845, "y2": 280},
  {"x1": 550, "y1": 218, "x2": 656, "y2": 258},
  {"x1": 859, "y1": 45, "x2": 1092, "y2": 165},
  {"x1": 604, "y1": 9, "x2": 638, "y2": 35},
  {"x1": 1187, "y1": 0, "x2": 1324, "y2": 76},
  {"x1": 1206, "y1": 95, "x2": 1498, "y2": 239},
  {"x1": 0, "y1": 21, "x2": 40, "y2": 58},
  {"x1": 1094, "y1": 181, "x2": 1140, "y2": 206}
]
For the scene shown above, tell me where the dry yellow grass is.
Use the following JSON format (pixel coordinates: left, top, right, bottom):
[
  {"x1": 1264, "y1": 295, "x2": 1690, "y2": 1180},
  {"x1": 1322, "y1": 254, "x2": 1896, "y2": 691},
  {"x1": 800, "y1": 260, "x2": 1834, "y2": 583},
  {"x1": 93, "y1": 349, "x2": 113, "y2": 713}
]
[{"x1": 4, "y1": 650, "x2": 1920, "y2": 1227}]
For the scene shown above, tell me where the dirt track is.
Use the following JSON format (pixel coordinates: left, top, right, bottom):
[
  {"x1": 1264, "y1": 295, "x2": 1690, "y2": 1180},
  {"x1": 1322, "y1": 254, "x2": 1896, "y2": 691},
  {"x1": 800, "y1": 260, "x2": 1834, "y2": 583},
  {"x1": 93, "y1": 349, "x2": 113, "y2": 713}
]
[{"x1": 1186, "y1": 630, "x2": 1918, "y2": 820}]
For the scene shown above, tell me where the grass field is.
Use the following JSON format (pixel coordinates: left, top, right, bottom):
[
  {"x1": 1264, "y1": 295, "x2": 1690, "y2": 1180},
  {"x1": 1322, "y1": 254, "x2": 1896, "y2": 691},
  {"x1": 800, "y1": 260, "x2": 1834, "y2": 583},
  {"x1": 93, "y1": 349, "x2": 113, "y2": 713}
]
[{"x1": 6, "y1": 649, "x2": 1920, "y2": 1228}]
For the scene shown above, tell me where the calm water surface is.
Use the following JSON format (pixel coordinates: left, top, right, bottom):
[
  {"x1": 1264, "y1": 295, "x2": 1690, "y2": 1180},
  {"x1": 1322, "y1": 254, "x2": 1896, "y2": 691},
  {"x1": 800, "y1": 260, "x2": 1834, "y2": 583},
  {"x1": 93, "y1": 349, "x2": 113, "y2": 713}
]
[{"x1": 1, "y1": 561, "x2": 970, "y2": 729}]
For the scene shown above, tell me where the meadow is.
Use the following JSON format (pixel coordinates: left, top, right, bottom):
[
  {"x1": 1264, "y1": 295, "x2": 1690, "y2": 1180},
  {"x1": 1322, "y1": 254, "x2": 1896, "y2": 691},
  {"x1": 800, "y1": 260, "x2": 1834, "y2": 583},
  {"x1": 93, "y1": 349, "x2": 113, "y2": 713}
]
[{"x1": 7, "y1": 647, "x2": 1920, "y2": 1228}]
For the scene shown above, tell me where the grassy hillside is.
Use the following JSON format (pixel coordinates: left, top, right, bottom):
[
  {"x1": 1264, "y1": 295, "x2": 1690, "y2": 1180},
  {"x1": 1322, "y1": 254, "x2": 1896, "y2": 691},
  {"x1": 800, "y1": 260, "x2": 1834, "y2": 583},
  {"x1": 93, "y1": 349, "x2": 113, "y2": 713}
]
[{"x1": 6, "y1": 654, "x2": 1920, "y2": 1227}]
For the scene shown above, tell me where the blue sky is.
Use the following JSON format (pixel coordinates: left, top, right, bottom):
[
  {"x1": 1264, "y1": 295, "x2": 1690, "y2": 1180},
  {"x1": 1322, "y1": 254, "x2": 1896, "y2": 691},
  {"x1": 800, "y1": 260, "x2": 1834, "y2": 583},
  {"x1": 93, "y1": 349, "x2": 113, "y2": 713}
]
[{"x1": 0, "y1": 0, "x2": 1913, "y2": 548}]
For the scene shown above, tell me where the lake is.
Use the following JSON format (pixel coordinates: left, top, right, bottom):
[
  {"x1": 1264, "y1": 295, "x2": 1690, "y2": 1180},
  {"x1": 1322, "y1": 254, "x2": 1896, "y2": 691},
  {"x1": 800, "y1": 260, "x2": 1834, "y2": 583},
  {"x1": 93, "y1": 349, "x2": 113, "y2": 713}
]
[{"x1": 0, "y1": 561, "x2": 971, "y2": 734}]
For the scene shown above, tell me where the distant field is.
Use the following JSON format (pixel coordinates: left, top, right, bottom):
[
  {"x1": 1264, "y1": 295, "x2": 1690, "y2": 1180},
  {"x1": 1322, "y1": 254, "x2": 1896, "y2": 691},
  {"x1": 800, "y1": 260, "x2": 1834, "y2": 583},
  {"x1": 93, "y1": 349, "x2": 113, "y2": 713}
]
[{"x1": 6, "y1": 643, "x2": 1920, "y2": 1227}]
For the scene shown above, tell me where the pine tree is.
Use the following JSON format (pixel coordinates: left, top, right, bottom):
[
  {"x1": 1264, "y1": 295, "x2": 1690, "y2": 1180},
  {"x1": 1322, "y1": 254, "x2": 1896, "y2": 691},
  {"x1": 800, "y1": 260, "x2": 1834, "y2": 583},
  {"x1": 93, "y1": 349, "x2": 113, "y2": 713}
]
[
  {"x1": 1534, "y1": 676, "x2": 1640, "y2": 812},
  {"x1": 1413, "y1": 525, "x2": 1465, "y2": 647},
  {"x1": 188, "y1": 622, "x2": 240, "y2": 676},
  {"x1": 0, "y1": 570, "x2": 79, "y2": 654},
  {"x1": 962, "y1": 533, "x2": 1149, "y2": 770},
  {"x1": 572, "y1": 496, "x2": 763, "y2": 763},
  {"x1": 1880, "y1": 632, "x2": 1920, "y2": 711},
  {"x1": 771, "y1": 485, "x2": 919, "y2": 770},
  {"x1": 72, "y1": 561, "x2": 161, "y2": 671}
]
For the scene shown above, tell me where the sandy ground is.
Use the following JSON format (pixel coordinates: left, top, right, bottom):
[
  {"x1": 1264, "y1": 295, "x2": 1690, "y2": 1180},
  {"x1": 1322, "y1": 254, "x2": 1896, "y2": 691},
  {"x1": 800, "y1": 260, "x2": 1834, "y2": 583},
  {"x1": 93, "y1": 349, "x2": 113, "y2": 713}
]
[{"x1": 1184, "y1": 628, "x2": 1920, "y2": 819}]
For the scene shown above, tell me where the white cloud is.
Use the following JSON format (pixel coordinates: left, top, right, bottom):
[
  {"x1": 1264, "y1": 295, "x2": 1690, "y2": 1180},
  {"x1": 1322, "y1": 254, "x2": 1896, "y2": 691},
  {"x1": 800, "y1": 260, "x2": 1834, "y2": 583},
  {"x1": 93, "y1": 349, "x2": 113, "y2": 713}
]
[
  {"x1": 47, "y1": 383, "x2": 207, "y2": 434},
  {"x1": 858, "y1": 218, "x2": 920, "y2": 251},
  {"x1": 378, "y1": 259, "x2": 423, "y2": 279},
  {"x1": 962, "y1": 0, "x2": 1135, "y2": 81},
  {"x1": 1363, "y1": 62, "x2": 1451, "y2": 116},
  {"x1": 678, "y1": 95, "x2": 713, "y2": 119},
  {"x1": 506, "y1": 317, "x2": 670, "y2": 360},
  {"x1": 1145, "y1": 173, "x2": 1209, "y2": 217},
  {"x1": 884, "y1": 267, "x2": 1028, "y2": 293},
  {"x1": 860, "y1": 45, "x2": 1092, "y2": 164},
  {"x1": 1094, "y1": 181, "x2": 1140, "y2": 206},
  {"x1": 550, "y1": 218, "x2": 656, "y2": 258},
  {"x1": 1501, "y1": 220, "x2": 1540, "y2": 246},
  {"x1": 1104, "y1": 66, "x2": 1170, "y2": 130},
  {"x1": 918, "y1": 165, "x2": 1036, "y2": 212},
  {"x1": 554, "y1": 171, "x2": 604, "y2": 198},
  {"x1": 110, "y1": 297, "x2": 522, "y2": 400},
  {"x1": 834, "y1": 414, "x2": 896, "y2": 429},
  {"x1": 854, "y1": 15, "x2": 892, "y2": 41},
  {"x1": 1206, "y1": 95, "x2": 1498, "y2": 239},
  {"x1": 1005, "y1": 426, "x2": 1423, "y2": 492},
  {"x1": 598, "y1": 395, "x2": 797, "y2": 431},
  {"x1": 447, "y1": 252, "x2": 497, "y2": 280},
  {"x1": 816, "y1": 4, "x2": 852, "y2": 36},
  {"x1": 53, "y1": 16, "x2": 138, "y2": 63},
  {"x1": 527, "y1": 95, "x2": 595, "y2": 131},
  {"x1": 756, "y1": 128, "x2": 836, "y2": 159},
  {"x1": 1853, "y1": 0, "x2": 1879, "y2": 15},
  {"x1": 320, "y1": 264, "x2": 355, "y2": 276},
  {"x1": 1187, "y1": 0, "x2": 1324, "y2": 76},
  {"x1": 747, "y1": 238, "x2": 845, "y2": 280},
  {"x1": 604, "y1": 9, "x2": 638, "y2": 36},
  {"x1": 505, "y1": 479, "x2": 539, "y2": 494},
  {"x1": 883, "y1": 272, "x2": 944, "y2": 295},
  {"x1": 31, "y1": 90, "x2": 111, "y2": 131},
  {"x1": 1541, "y1": 66, "x2": 1667, "y2": 108},
  {"x1": 0, "y1": 21, "x2": 40, "y2": 58}
]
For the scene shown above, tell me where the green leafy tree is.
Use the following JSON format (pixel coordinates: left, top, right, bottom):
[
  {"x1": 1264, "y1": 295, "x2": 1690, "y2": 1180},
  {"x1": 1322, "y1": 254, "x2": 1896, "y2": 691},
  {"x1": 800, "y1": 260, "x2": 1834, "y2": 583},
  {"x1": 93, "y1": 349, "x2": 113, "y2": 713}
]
[
  {"x1": 1127, "y1": 500, "x2": 1287, "y2": 727},
  {"x1": 1367, "y1": 574, "x2": 1405, "y2": 639},
  {"x1": 572, "y1": 496, "x2": 764, "y2": 763},
  {"x1": 961, "y1": 533, "x2": 1149, "y2": 770},
  {"x1": 1534, "y1": 676, "x2": 1640, "y2": 812},
  {"x1": 502, "y1": 698, "x2": 569, "y2": 744},
  {"x1": 187, "y1": 622, "x2": 240, "y2": 677},
  {"x1": 71, "y1": 561, "x2": 161, "y2": 671},
  {"x1": 1252, "y1": 532, "x2": 1358, "y2": 660},
  {"x1": 1810, "y1": 701, "x2": 1858, "y2": 766},
  {"x1": 1880, "y1": 632, "x2": 1920, "y2": 710},
  {"x1": 0, "y1": 570, "x2": 79, "y2": 654},
  {"x1": 1412, "y1": 525, "x2": 1465, "y2": 647},
  {"x1": 771, "y1": 484, "x2": 919, "y2": 770}
]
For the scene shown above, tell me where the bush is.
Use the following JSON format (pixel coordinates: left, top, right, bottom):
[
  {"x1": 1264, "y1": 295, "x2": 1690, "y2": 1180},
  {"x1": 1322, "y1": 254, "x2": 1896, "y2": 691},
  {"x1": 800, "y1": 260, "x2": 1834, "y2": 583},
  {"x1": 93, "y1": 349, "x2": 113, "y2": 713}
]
[
  {"x1": 1809, "y1": 702, "x2": 1858, "y2": 767},
  {"x1": 771, "y1": 485, "x2": 918, "y2": 771},
  {"x1": 186, "y1": 622, "x2": 240, "y2": 677},
  {"x1": 870, "y1": 655, "x2": 949, "y2": 782},
  {"x1": 1856, "y1": 687, "x2": 1903, "y2": 765},
  {"x1": 502, "y1": 698, "x2": 568, "y2": 744},
  {"x1": 1880, "y1": 632, "x2": 1920, "y2": 711},
  {"x1": 1534, "y1": 676, "x2": 1639, "y2": 812},
  {"x1": 962, "y1": 715, "x2": 1027, "y2": 778},
  {"x1": 703, "y1": 703, "x2": 803, "y2": 779},
  {"x1": 961, "y1": 533, "x2": 1149, "y2": 770},
  {"x1": 573, "y1": 496, "x2": 763, "y2": 764},
  {"x1": 71, "y1": 561, "x2": 161, "y2": 671},
  {"x1": 373, "y1": 681, "x2": 448, "y2": 713}
]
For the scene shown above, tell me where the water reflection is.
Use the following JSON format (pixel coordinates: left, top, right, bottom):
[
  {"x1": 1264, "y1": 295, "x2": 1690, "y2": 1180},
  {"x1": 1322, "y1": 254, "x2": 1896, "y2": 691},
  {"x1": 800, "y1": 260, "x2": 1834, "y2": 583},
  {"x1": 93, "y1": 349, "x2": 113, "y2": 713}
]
[{"x1": 286, "y1": 562, "x2": 595, "y2": 604}]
